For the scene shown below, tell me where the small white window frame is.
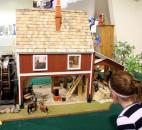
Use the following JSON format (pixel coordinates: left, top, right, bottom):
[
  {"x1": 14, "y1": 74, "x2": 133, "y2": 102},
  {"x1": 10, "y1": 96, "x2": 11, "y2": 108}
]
[
  {"x1": 67, "y1": 54, "x2": 81, "y2": 70},
  {"x1": 33, "y1": 55, "x2": 48, "y2": 71}
]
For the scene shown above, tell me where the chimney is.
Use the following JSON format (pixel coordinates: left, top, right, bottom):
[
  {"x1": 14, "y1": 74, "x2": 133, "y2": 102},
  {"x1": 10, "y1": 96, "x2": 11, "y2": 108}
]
[{"x1": 55, "y1": 0, "x2": 61, "y2": 31}]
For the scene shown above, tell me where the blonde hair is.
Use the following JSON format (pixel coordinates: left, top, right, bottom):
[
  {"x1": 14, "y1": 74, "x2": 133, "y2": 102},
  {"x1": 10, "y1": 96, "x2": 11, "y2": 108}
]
[{"x1": 110, "y1": 71, "x2": 142, "y2": 103}]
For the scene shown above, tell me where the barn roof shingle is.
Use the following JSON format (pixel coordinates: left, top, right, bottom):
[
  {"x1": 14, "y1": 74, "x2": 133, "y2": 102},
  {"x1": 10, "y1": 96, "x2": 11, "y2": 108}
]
[{"x1": 16, "y1": 9, "x2": 94, "y2": 53}]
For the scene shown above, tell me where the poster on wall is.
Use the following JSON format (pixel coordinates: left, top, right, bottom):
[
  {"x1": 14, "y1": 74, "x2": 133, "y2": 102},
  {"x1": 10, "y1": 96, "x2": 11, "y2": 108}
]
[
  {"x1": 68, "y1": 55, "x2": 81, "y2": 70},
  {"x1": 33, "y1": 0, "x2": 54, "y2": 8},
  {"x1": 33, "y1": 55, "x2": 48, "y2": 71},
  {"x1": 0, "y1": 24, "x2": 16, "y2": 36}
]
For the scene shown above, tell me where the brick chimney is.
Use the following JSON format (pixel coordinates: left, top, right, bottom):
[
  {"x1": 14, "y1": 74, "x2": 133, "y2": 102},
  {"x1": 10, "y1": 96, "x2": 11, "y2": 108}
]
[{"x1": 55, "y1": 0, "x2": 61, "y2": 31}]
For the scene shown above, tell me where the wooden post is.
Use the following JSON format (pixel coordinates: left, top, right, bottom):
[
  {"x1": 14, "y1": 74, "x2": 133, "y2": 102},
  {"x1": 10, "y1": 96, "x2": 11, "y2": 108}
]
[{"x1": 78, "y1": 78, "x2": 83, "y2": 97}]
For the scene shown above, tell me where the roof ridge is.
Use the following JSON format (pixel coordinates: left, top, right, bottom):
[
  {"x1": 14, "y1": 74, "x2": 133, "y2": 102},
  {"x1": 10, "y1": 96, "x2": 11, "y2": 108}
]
[{"x1": 16, "y1": 8, "x2": 87, "y2": 14}]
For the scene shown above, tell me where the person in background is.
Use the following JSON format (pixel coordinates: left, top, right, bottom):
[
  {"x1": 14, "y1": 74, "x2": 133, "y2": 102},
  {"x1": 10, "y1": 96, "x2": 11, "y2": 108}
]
[
  {"x1": 110, "y1": 70, "x2": 142, "y2": 130},
  {"x1": 3, "y1": 57, "x2": 9, "y2": 72}
]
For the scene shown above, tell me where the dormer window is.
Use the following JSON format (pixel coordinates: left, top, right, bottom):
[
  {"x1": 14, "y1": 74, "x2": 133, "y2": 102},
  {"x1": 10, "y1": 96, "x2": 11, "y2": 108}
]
[{"x1": 67, "y1": 54, "x2": 81, "y2": 70}]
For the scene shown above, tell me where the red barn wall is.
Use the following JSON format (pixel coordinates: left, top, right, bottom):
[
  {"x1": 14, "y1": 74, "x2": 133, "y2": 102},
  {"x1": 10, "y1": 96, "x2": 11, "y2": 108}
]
[
  {"x1": 18, "y1": 53, "x2": 93, "y2": 104},
  {"x1": 19, "y1": 54, "x2": 92, "y2": 73},
  {"x1": 94, "y1": 59, "x2": 124, "y2": 70}
]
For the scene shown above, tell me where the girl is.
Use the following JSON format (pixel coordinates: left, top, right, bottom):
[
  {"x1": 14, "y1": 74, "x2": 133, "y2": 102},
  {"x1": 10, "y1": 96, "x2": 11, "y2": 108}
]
[{"x1": 110, "y1": 70, "x2": 142, "y2": 130}]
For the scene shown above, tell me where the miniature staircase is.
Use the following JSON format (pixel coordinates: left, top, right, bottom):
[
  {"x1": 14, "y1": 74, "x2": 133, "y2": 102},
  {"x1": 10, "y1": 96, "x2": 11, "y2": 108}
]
[
  {"x1": 0, "y1": 55, "x2": 16, "y2": 103},
  {"x1": 93, "y1": 80, "x2": 111, "y2": 101},
  {"x1": 65, "y1": 75, "x2": 82, "y2": 100},
  {"x1": 96, "y1": 79, "x2": 109, "y2": 88},
  {"x1": 1, "y1": 65, "x2": 11, "y2": 100},
  {"x1": 1, "y1": 68, "x2": 10, "y2": 89},
  {"x1": 0, "y1": 55, "x2": 14, "y2": 101}
]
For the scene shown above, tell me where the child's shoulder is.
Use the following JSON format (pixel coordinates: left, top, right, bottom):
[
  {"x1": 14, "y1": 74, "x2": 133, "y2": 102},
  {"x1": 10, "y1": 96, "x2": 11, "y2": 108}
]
[{"x1": 121, "y1": 103, "x2": 142, "y2": 117}]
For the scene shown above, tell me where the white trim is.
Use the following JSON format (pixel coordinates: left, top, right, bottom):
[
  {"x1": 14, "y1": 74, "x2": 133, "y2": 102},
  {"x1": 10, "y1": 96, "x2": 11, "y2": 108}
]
[
  {"x1": 67, "y1": 54, "x2": 81, "y2": 70},
  {"x1": 33, "y1": 55, "x2": 48, "y2": 71},
  {"x1": 89, "y1": 53, "x2": 94, "y2": 95},
  {"x1": 95, "y1": 59, "x2": 105, "y2": 64},
  {"x1": 94, "y1": 51, "x2": 124, "y2": 67},
  {"x1": 16, "y1": 51, "x2": 93, "y2": 55},
  {"x1": 19, "y1": 71, "x2": 91, "y2": 77},
  {"x1": 16, "y1": 53, "x2": 21, "y2": 105}
]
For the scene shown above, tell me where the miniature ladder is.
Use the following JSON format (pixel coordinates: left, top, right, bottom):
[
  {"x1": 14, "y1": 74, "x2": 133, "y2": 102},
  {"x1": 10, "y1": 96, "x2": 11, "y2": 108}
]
[
  {"x1": 65, "y1": 75, "x2": 82, "y2": 100},
  {"x1": 96, "y1": 80, "x2": 109, "y2": 88},
  {"x1": 1, "y1": 65, "x2": 11, "y2": 99}
]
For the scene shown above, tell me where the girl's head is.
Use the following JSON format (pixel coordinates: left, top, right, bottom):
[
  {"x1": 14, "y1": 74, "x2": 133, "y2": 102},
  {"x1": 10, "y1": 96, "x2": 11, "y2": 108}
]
[{"x1": 110, "y1": 70, "x2": 142, "y2": 104}]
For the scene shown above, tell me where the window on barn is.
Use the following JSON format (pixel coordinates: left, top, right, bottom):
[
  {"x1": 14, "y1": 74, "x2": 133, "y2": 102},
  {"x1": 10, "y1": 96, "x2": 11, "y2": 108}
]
[
  {"x1": 67, "y1": 54, "x2": 81, "y2": 70},
  {"x1": 33, "y1": 55, "x2": 48, "y2": 71}
]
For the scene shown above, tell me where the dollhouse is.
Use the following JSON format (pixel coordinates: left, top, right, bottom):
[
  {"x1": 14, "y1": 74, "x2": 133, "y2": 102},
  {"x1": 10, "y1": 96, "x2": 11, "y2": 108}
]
[
  {"x1": 16, "y1": 0, "x2": 94, "y2": 105},
  {"x1": 15, "y1": 0, "x2": 124, "y2": 106}
]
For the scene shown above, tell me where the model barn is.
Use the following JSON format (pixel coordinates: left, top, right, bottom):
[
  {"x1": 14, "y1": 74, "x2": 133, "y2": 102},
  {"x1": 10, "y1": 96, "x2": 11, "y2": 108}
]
[{"x1": 16, "y1": 1, "x2": 94, "y2": 105}]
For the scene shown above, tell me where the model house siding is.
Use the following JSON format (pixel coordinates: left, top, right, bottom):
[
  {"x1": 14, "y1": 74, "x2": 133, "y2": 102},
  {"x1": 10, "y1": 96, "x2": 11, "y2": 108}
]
[{"x1": 19, "y1": 54, "x2": 92, "y2": 73}]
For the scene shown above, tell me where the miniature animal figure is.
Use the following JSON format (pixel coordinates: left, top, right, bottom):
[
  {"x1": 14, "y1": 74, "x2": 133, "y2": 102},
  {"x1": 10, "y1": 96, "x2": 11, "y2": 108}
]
[
  {"x1": 39, "y1": 102, "x2": 48, "y2": 113},
  {"x1": 27, "y1": 96, "x2": 37, "y2": 114},
  {"x1": 27, "y1": 101, "x2": 37, "y2": 114}
]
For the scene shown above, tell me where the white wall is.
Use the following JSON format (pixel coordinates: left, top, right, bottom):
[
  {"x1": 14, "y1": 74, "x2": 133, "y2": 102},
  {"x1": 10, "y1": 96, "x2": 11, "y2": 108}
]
[
  {"x1": 0, "y1": 0, "x2": 32, "y2": 55},
  {"x1": 0, "y1": 0, "x2": 32, "y2": 25},
  {"x1": 65, "y1": 0, "x2": 95, "y2": 18},
  {"x1": 109, "y1": 0, "x2": 142, "y2": 54}
]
